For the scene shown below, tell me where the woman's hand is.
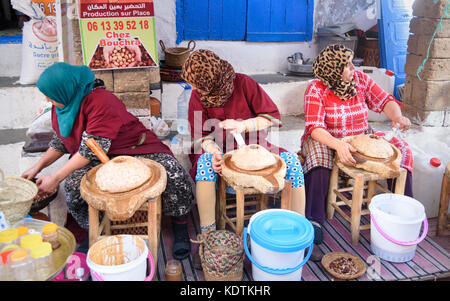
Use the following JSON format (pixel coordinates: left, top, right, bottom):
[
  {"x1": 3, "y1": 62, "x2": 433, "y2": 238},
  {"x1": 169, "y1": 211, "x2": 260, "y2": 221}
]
[
  {"x1": 36, "y1": 174, "x2": 60, "y2": 194},
  {"x1": 392, "y1": 115, "x2": 411, "y2": 132},
  {"x1": 21, "y1": 165, "x2": 41, "y2": 181},
  {"x1": 219, "y1": 119, "x2": 246, "y2": 134},
  {"x1": 211, "y1": 151, "x2": 223, "y2": 175},
  {"x1": 335, "y1": 141, "x2": 357, "y2": 166}
]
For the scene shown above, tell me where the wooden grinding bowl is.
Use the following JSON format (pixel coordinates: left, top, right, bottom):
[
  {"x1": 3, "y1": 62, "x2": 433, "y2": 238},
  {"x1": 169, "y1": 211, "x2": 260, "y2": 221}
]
[
  {"x1": 30, "y1": 178, "x2": 59, "y2": 213},
  {"x1": 321, "y1": 252, "x2": 366, "y2": 280},
  {"x1": 337, "y1": 134, "x2": 402, "y2": 178},
  {"x1": 80, "y1": 158, "x2": 167, "y2": 221},
  {"x1": 221, "y1": 150, "x2": 286, "y2": 194}
]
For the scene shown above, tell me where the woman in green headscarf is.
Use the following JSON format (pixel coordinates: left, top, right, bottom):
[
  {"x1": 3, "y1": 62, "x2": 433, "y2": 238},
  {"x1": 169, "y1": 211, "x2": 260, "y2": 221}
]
[{"x1": 21, "y1": 63, "x2": 194, "y2": 259}]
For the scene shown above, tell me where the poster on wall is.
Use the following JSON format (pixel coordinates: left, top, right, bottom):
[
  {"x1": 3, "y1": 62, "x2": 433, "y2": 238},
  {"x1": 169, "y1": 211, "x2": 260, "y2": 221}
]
[{"x1": 78, "y1": 0, "x2": 158, "y2": 70}]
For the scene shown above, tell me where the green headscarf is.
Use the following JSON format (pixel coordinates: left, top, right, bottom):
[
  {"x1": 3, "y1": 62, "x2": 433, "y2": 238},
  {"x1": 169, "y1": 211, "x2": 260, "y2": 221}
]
[{"x1": 36, "y1": 62, "x2": 95, "y2": 137}]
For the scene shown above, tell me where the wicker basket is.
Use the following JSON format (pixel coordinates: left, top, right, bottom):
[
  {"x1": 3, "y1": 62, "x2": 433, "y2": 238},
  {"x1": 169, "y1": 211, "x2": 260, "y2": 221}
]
[
  {"x1": 321, "y1": 252, "x2": 366, "y2": 280},
  {"x1": 159, "y1": 40, "x2": 195, "y2": 68},
  {"x1": 0, "y1": 170, "x2": 38, "y2": 224},
  {"x1": 193, "y1": 230, "x2": 244, "y2": 281}
]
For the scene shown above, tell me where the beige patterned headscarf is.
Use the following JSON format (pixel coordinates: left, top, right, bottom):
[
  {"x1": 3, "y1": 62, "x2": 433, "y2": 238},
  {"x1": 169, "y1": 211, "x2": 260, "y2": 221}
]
[{"x1": 312, "y1": 44, "x2": 357, "y2": 100}]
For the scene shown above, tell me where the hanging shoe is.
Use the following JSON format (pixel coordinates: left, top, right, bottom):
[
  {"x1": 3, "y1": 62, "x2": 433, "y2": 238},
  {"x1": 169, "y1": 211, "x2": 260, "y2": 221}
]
[
  {"x1": 310, "y1": 244, "x2": 325, "y2": 262},
  {"x1": 310, "y1": 220, "x2": 324, "y2": 245},
  {"x1": 172, "y1": 215, "x2": 191, "y2": 260}
]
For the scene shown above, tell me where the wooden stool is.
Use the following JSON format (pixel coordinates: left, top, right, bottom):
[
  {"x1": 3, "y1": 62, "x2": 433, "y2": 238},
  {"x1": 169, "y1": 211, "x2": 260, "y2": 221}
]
[
  {"x1": 327, "y1": 160, "x2": 407, "y2": 245},
  {"x1": 437, "y1": 162, "x2": 450, "y2": 236},
  {"x1": 88, "y1": 195, "x2": 162, "y2": 276},
  {"x1": 216, "y1": 176, "x2": 292, "y2": 235}
]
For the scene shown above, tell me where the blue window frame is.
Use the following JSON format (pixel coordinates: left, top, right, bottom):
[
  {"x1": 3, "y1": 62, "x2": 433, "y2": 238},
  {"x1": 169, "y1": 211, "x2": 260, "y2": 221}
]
[{"x1": 176, "y1": 0, "x2": 314, "y2": 44}]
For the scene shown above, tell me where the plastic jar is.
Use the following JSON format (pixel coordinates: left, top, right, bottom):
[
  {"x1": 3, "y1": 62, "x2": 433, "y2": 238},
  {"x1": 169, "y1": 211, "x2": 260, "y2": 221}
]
[
  {"x1": 165, "y1": 259, "x2": 182, "y2": 281},
  {"x1": 16, "y1": 226, "x2": 29, "y2": 238},
  {"x1": 42, "y1": 223, "x2": 60, "y2": 250},
  {"x1": 1, "y1": 244, "x2": 20, "y2": 253},
  {"x1": 0, "y1": 249, "x2": 14, "y2": 280},
  {"x1": 7, "y1": 248, "x2": 36, "y2": 281},
  {"x1": 20, "y1": 233, "x2": 43, "y2": 250},
  {"x1": 0, "y1": 249, "x2": 14, "y2": 265},
  {"x1": 0, "y1": 260, "x2": 7, "y2": 281},
  {"x1": 30, "y1": 242, "x2": 54, "y2": 280},
  {"x1": 0, "y1": 228, "x2": 19, "y2": 251}
]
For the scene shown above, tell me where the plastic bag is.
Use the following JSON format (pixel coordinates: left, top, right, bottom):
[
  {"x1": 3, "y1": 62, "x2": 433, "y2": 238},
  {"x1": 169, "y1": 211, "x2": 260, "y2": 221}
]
[
  {"x1": 24, "y1": 105, "x2": 54, "y2": 153},
  {"x1": 26, "y1": 104, "x2": 54, "y2": 139},
  {"x1": 150, "y1": 116, "x2": 170, "y2": 138},
  {"x1": 11, "y1": 0, "x2": 58, "y2": 85}
]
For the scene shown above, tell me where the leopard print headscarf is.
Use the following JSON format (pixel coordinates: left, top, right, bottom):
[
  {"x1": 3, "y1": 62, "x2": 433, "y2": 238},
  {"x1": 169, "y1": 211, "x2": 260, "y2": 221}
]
[
  {"x1": 181, "y1": 49, "x2": 235, "y2": 108},
  {"x1": 312, "y1": 44, "x2": 357, "y2": 101}
]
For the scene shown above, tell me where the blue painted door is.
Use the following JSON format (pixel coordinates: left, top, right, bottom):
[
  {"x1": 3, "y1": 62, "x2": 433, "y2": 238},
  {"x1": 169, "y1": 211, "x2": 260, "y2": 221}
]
[{"x1": 378, "y1": 0, "x2": 414, "y2": 99}]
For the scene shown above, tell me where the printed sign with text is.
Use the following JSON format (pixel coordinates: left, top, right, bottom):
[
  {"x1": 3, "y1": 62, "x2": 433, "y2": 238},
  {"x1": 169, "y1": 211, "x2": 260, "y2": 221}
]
[{"x1": 78, "y1": 0, "x2": 158, "y2": 70}]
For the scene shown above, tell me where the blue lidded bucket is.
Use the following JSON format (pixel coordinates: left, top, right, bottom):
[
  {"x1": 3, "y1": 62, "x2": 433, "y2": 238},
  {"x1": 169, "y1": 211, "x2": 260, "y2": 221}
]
[{"x1": 244, "y1": 209, "x2": 314, "y2": 281}]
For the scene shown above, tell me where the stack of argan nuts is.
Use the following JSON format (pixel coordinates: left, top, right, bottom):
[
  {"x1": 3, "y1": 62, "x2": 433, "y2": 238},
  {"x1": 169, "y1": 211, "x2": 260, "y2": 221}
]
[{"x1": 109, "y1": 46, "x2": 137, "y2": 68}]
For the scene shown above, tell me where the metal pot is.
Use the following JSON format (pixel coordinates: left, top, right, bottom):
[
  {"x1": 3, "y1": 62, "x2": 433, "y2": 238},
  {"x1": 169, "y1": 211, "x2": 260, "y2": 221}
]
[{"x1": 287, "y1": 62, "x2": 313, "y2": 74}]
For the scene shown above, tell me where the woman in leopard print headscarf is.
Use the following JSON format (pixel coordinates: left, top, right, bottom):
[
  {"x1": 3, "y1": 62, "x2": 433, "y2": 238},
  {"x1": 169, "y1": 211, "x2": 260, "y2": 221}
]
[
  {"x1": 181, "y1": 49, "x2": 235, "y2": 108},
  {"x1": 181, "y1": 50, "x2": 306, "y2": 270},
  {"x1": 312, "y1": 44, "x2": 357, "y2": 100},
  {"x1": 299, "y1": 44, "x2": 414, "y2": 258}
]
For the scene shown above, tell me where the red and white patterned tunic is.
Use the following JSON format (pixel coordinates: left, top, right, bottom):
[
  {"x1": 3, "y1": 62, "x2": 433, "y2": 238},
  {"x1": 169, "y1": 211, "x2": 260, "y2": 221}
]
[{"x1": 301, "y1": 70, "x2": 413, "y2": 173}]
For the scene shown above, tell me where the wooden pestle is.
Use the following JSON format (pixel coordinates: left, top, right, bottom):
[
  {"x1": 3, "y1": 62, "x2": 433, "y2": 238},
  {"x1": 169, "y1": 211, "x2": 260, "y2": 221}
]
[{"x1": 86, "y1": 138, "x2": 110, "y2": 164}]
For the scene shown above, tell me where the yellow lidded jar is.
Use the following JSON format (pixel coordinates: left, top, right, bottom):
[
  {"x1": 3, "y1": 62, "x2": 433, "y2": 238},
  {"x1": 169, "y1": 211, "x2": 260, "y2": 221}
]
[
  {"x1": 20, "y1": 233, "x2": 43, "y2": 249},
  {"x1": 42, "y1": 223, "x2": 60, "y2": 250},
  {"x1": 7, "y1": 248, "x2": 35, "y2": 281},
  {"x1": 30, "y1": 242, "x2": 54, "y2": 280},
  {"x1": 16, "y1": 226, "x2": 29, "y2": 237},
  {"x1": 0, "y1": 228, "x2": 19, "y2": 251},
  {"x1": 1, "y1": 244, "x2": 20, "y2": 253}
]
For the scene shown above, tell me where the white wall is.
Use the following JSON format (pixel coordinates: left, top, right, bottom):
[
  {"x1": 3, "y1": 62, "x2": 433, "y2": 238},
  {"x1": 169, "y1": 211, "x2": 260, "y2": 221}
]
[
  {"x1": 154, "y1": 0, "x2": 319, "y2": 74},
  {"x1": 0, "y1": 86, "x2": 47, "y2": 129}
]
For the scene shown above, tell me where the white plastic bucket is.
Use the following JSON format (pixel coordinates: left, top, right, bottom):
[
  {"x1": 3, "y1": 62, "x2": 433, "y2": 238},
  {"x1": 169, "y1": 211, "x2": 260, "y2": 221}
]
[
  {"x1": 244, "y1": 209, "x2": 314, "y2": 281},
  {"x1": 86, "y1": 235, "x2": 154, "y2": 281},
  {"x1": 369, "y1": 194, "x2": 428, "y2": 263}
]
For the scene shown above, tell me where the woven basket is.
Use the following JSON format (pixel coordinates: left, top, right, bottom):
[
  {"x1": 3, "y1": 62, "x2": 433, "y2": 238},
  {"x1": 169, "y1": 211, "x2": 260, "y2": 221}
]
[
  {"x1": 0, "y1": 170, "x2": 38, "y2": 224},
  {"x1": 193, "y1": 230, "x2": 244, "y2": 281},
  {"x1": 159, "y1": 40, "x2": 195, "y2": 68},
  {"x1": 321, "y1": 252, "x2": 366, "y2": 280}
]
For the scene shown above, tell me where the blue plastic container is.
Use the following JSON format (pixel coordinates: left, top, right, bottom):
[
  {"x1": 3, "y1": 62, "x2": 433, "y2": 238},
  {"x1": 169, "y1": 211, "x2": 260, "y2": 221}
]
[{"x1": 244, "y1": 209, "x2": 314, "y2": 281}]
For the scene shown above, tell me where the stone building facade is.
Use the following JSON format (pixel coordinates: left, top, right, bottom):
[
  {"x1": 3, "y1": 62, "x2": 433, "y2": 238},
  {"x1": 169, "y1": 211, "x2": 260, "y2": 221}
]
[{"x1": 403, "y1": 0, "x2": 450, "y2": 127}]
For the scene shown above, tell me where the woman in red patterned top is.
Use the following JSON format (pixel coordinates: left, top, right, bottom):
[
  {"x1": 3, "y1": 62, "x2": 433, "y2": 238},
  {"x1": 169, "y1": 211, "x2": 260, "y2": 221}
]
[{"x1": 300, "y1": 45, "x2": 413, "y2": 249}]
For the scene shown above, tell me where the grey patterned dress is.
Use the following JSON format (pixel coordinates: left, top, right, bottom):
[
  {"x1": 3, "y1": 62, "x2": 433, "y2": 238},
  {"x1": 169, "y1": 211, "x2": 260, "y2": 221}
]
[{"x1": 50, "y1": 132, "x2": 193, "y2": 229}]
